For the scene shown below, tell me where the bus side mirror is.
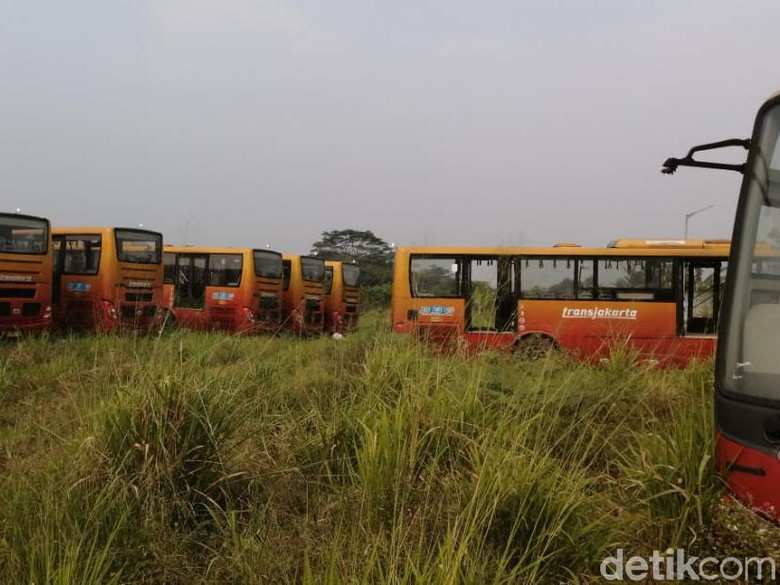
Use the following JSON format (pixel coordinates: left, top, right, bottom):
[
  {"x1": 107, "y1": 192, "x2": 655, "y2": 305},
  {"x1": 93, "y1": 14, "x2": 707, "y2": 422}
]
[{"x1": 661, "y1": 138, "x2": 750, "y2": 175}]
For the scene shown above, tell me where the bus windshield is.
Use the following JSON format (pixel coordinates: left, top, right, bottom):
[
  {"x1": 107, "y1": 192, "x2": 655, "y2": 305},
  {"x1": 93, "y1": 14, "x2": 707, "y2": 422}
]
[
  {"x1": 115, "y1": 230, "x2": 162, "y2": 264},
  {"x1": 254, "y1": 250, "x2": 283, "y2": 278},
  {"x1": 722, "y1": 100, "x2": 780, "y2": 400},
  {"x1": 0, "y1": 215, "x2": 48, "y2": 255},
  {"x1": 343, "y1": 264, "x2": 360, "y2": 287},
  {"x1": 301, "y1": 257, "x2": 325, "y2": 282}
]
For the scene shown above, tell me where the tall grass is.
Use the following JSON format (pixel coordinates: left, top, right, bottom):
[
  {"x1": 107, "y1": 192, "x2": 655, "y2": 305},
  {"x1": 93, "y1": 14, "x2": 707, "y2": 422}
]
[{"x1": 0, "y1": 314, "x2": 765, "y2": 583}]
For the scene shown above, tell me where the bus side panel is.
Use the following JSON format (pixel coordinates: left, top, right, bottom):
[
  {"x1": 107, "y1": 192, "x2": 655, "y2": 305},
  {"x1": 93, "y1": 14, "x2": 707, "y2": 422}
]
[
  {"x1": 518, "y1": 300, "x2": 686, "y2": 362},
  {"x1": 406, "y1": 298, "x2": 466, "y2": 347}
]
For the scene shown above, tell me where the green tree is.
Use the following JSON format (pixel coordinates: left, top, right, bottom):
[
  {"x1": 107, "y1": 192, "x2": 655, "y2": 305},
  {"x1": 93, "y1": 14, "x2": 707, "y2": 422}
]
[{"x1": 310, "y1": 229, "x2": 393, "y2": 286}]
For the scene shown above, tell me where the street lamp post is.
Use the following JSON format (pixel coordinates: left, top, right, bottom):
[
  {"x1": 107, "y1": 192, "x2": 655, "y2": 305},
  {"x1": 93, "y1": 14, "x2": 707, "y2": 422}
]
[{"x1": 684, "y1": 205, "x2": 714, "y2": 239}]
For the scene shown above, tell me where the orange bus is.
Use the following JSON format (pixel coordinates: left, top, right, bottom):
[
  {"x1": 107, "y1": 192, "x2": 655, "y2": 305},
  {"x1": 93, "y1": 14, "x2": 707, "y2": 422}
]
[
  {"x1": 324, "y1": 260, "x2": 360, "y2": 334},
  {"x1": 664, "y1": 91, "x2": 780, "y2": 520},
  {"x1": 162, "y1": 246, "x2": 284, "y2": 333},
  {"x1": 282, "y1": 254, "x2": 326, "y2": 334},
  {"x1": 52, "y1": 227, "x2": 163, "y2": 332},
  {"x1": 0, "y1": 212, "x2": 53, "y2": 333},
  {"x1": 391, "y1": 239, "x2": 730, "y2": 366}
]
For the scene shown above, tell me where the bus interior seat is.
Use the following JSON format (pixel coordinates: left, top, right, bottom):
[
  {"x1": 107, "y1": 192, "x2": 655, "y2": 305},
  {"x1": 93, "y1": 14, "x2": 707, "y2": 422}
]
[
  {"x1": 578, "y1": 291, "x2": 594, "y2": 299},
  {"x1": 744, "y1": 304, "x2": 780, "y2": 374}
]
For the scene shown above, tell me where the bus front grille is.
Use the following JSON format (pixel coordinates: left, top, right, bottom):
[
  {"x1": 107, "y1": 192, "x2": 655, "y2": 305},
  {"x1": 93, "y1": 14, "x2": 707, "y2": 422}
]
[
  {"x1": 22, "y1": 303, "x2": 41, "y2": 317},
  {"x1": 0, "y1": 288, "x2": 36, "y2": 299}
]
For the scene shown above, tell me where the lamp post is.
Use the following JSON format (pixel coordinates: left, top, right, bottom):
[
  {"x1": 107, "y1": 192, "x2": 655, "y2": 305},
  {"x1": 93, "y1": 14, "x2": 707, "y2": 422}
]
[{"x1": 684, "y1": 205, "x2": 714, "y2": 239}]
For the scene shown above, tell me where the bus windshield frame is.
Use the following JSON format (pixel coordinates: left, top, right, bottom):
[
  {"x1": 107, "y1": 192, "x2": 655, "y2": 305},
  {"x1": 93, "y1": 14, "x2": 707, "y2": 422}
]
[
  {"x1": 718, "y1": 96, "x2": 780, "y2": 403},
  {"x1": 0, "y1": 214, "x2": 49, "y2": 256},
  {"x1": 115, "y1": 229, "x2": 162, "y2": 265}
]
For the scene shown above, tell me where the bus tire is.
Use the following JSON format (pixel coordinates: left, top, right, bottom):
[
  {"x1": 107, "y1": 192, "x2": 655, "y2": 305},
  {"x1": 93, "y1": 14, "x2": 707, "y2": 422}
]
[{"x1": 514, "y1": 334, "x2": 557, "y2": 360}]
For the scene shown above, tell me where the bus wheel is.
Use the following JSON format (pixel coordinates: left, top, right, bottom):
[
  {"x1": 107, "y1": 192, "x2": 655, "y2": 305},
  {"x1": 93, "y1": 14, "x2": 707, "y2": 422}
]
[
  {"x1": 514, "y1": 334, "x2": 556, "y2": 360},
  {"x1": 158, "y1": 310, "x2": 177, "y2": 334}
]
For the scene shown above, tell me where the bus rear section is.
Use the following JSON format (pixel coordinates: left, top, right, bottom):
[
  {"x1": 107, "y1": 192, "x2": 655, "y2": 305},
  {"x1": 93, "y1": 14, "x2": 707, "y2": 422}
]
[
  {"x1": 324, "y1": 261, "x2": 360, "y2": 334},
  {"x1": 282, "y1": 254, "x2": 325, "y2": 334},
  {"x1": 0, "y1": 213, "x2": 53, "y2": 333},
  {"x1": 163, "y1": 247, "x2": 284, "y2": 334},
  {"x1": 392, "y1": 244, "x2": 728, "y2": 365},
  {"x1": 52, "y1": 228, "x2": 163, "y2": 332}
]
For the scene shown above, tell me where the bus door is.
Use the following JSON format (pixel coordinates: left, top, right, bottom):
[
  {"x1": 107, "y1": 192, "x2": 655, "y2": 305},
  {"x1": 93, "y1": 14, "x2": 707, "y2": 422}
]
[
  {"x1": 175, "y1": 254, "x2": 208, "y2": 309},
  {"x1": 682, "y1": 259, "x2": 726, "y2": 335},
  {"x1": 463, "y1": 256, "x2": 515, "y2": 332}
]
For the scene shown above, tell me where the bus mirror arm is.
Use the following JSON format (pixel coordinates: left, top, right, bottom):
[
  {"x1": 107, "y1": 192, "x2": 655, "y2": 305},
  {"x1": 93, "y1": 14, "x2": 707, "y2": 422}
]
[{"x1": 661, "y1": 138, "x2": 751, "y2": 175}]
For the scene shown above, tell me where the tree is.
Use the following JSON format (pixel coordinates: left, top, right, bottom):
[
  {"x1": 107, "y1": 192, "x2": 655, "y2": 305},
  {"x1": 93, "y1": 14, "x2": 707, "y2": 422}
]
[{"x1": 310, "y1": 229, "x2": 393, "y2": 286}]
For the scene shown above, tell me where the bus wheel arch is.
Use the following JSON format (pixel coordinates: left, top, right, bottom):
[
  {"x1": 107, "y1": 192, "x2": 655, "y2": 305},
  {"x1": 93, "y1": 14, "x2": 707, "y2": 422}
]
[{"x1": 513, "y1": 333, "x2": 559, "y2": 359}]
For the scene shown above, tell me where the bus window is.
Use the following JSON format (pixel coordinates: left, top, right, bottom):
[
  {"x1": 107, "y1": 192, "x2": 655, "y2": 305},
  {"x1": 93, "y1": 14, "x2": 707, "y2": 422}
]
[
  {"x1": 577, "y1": 259, "x2": 595, "y2": 299},
  {"x1": 467, "y1": 258, "x2": 498, "y2": 330},
  {"x1": 684, "y1": 261, "x2": 725, "y2": 334},
  {"x1": 163, "y1": 252, "x2": 176, "y2": 284},
  {"x1": 62, "y1": 235, "x2": 101, "y2": 275},
  {"x1": 324, "y1": 266, "x2": 334, "y2": 294},
  {"x1": 519, "y1": 257, "x2": 574, "y2": 299},
  {"x1": 176, "y1": 255, "x2": 208, "y2": 309},
  {"x1": 208, "y1": 254, "x2": 242, "y2": 287},
  {"x1": 596, "y1": 258, "x2": 673, "y2": 300},
  {"x1": 282, "y1": 260, "x2": 291, "y2": 291},
  {"x1": 411, "y1": 256, "x2": 460, "y2": 297},
  {"x1": 115, "y1": 230, "x2": 162, "y2": 264}
]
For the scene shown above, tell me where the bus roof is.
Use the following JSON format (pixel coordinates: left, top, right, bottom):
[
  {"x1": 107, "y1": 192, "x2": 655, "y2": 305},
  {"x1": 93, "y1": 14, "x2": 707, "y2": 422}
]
[
  {"x1": 53, "y1": 227, "x2": 163, "y2": 237},
  {"x1": 164, "y1": 245, "x2": 281, "y2": 256},
  {"x1": 394, "y1": 243, "x2": 731, "y2": 258}
]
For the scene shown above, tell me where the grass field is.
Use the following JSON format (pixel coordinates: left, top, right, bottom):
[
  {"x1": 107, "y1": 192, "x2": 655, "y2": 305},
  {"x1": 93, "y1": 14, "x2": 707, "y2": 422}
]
[{"x1": 1, "y1": 311, "x2": 779, "y2": 584}]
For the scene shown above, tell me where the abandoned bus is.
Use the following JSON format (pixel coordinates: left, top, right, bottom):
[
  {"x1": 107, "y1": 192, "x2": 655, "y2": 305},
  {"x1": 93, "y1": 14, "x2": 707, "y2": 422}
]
[
  {"x1": 323, "y1": 260, "x2": 360, "y2": 334},
  {"x1": 391, "y1": 240, "x2": 730, "y2": 365},
  {"x1": 52, "y1": 227, "x2": 163, "y2": 332},
  {"x1": 282, "y1": 254, "x2": 326, "y2": 334},
  {"x1": 0, "y1": 212, "x2": 52, "y2": 333},
  {"x1": 664, "y1": 91, "x2": 780, "y2": 520},
  {"x1": 163, "y1": 246, "x2": 284, "y2": 333}
]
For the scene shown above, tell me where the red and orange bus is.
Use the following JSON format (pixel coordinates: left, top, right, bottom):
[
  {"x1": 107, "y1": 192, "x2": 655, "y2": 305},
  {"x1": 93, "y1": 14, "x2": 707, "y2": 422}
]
[
  {"x1": 324, "y1": 260, "x2": 361, "y2": 334},
  {"x1": 391, "y1": 240, "x2": 730, "y2": 366},
  {"x1": 665, "y1": 91, "x2": 780, "y2": 520},
  {"x1": 52, "y1": 227, "x2": 163, "y2": 332},
  {"x1": 282, "y1": 254, "x2": 326, "y2": 334},
  {"x1": 0, "y1": 212, "x2": 53, "y2": 333},
  {"x1": 162, "y1": 246, "x2": 284, "y2": 333}
]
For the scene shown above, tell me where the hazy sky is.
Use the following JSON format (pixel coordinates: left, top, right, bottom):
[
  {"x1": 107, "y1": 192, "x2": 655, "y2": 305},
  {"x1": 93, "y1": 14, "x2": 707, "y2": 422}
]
[{"x1": 1, "y1": 1, "x2": 778, "y2": 253}]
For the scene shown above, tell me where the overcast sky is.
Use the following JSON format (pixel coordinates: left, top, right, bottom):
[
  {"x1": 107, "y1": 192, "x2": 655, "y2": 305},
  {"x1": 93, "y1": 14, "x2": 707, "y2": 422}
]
[{"x1": 1, "y1": 1, "x2": 778, "y2": 253}]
